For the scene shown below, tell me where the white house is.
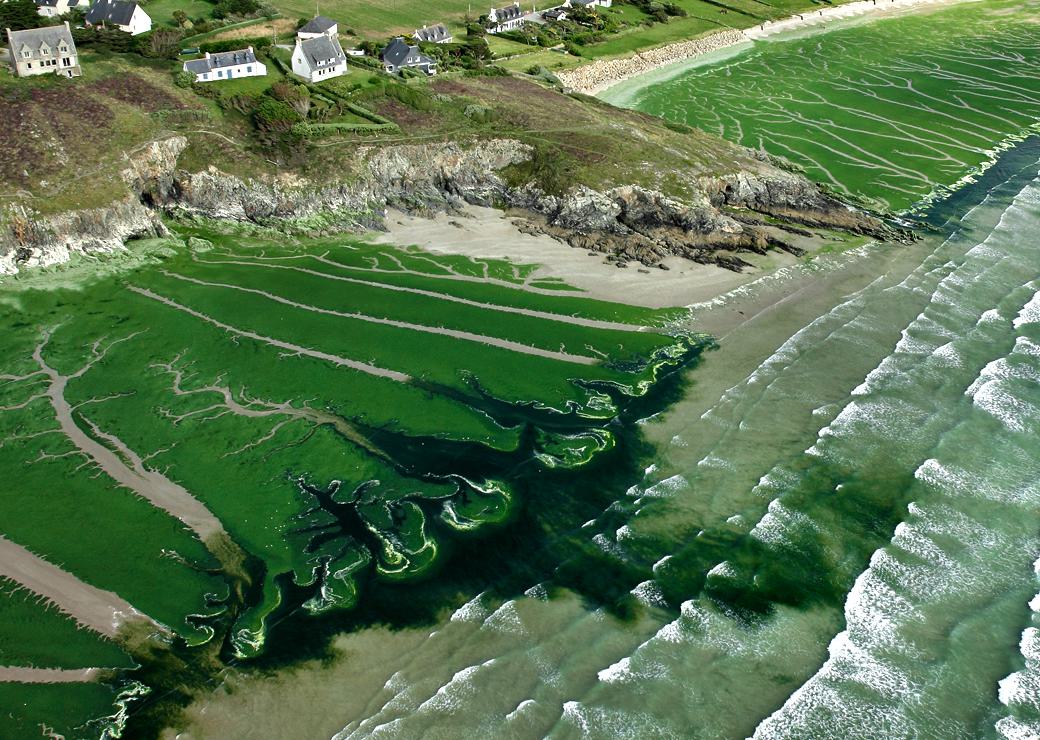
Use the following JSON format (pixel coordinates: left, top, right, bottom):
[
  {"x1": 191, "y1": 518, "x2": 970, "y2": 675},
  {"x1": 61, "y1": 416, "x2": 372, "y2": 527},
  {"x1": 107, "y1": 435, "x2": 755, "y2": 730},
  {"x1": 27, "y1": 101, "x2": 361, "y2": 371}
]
[
  {"x1": 414, "y1": 23, "x2": 452, "y2": 44},
  {"x1": 5, "y1": 21, "x2": 81, "y2": 77},
  {"x1": 35, "y1": 0, "x2": 74, "y2": 18},
  {"x1": 297, "y1": 15, "x2": 337, "y2": 39},
  {"x1": 85, "y1": 0, "x2": 152, "y2": 35},
  {"x1": 291, "y1": 20, "x2": 347, "y2": 83},
  {"x1": 183, "y1": 47, "x2": 267, "y2": 82},
  {"x1": 486, "y1": 2, "x2": 531, "y2": 33},
  {"x1": 566, "y1": 0, "x2": 612, "y2": 8}
]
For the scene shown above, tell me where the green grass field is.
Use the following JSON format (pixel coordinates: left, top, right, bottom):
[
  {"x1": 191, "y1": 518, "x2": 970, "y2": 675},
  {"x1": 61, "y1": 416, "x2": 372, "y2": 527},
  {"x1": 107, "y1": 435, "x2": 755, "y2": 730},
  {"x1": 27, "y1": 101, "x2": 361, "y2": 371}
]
[{"x1": 142, "y1": 0, "x2": 215, "y2": 27}]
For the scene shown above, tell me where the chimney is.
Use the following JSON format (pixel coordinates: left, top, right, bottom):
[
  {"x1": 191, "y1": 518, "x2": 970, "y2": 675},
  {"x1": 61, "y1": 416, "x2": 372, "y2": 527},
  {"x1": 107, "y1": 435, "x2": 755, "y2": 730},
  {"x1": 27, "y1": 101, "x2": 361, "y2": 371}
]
[
  {"x1": 204, "y1": 51, "x2": 210, "y2": 59},
  {"x1": 247, "y1": 45, "x2": 253, "y2": 53}
]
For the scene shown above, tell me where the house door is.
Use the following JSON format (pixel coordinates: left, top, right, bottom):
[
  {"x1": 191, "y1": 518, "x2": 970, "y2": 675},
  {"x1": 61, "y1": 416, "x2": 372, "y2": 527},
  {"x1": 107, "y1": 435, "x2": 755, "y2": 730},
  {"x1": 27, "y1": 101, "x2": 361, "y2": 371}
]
[{"x1": 227, "y1": 68, "x2": 233, "y2": 78}]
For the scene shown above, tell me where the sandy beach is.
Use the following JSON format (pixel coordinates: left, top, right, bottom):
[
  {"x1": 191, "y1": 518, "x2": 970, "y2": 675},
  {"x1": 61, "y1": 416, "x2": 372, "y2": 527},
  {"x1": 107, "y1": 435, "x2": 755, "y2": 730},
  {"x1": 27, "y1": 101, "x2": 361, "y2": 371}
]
[
  {"x1": 371, "y1": 204, "x2": 842, "y2": 309},
  {"x1": 558, "y1": 0, "x2": 973, "y2": 95}
]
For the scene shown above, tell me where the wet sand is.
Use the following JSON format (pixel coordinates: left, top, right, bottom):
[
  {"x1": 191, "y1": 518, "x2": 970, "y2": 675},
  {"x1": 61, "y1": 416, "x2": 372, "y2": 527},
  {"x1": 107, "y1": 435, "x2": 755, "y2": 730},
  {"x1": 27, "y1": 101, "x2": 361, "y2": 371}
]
[
  {"x1": 371, "y1": 204, "x2": 840, "y2": 309},
  {"x1": 0, "y1": 536, "x2": 154, "y2": 638}
]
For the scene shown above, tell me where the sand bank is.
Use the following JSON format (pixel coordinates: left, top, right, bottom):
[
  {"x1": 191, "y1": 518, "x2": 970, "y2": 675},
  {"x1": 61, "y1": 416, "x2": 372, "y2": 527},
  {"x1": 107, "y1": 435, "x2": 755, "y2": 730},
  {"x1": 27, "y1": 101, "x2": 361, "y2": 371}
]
[
  {"x1": 0, "y1": 536, "x2": 154, "y2": 638},
  {"x1": 559, "y1": 0, "x2": 971, "y2": 96},
  {"x1": 372, "y1": 204, "x2": 863, "y2": 309}
]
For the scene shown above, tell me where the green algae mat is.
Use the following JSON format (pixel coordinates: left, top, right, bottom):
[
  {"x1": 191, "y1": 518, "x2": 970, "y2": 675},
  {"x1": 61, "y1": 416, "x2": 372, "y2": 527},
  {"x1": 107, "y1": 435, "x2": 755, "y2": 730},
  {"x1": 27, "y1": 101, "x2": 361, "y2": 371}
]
[
  {"x1": 607, "y1": 0, "x2": 1040, "y2": 213},
  {"x1": 0, "y1": 230, "x2": 699, "y2": 735}
]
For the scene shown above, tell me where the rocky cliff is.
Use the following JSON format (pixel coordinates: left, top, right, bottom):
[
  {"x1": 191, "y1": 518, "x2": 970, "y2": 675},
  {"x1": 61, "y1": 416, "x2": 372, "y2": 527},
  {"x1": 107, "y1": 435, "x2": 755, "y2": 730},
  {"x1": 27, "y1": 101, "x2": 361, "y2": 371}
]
[{"x1": 0, "y1": 134, "x2": 896, "y2": 276}]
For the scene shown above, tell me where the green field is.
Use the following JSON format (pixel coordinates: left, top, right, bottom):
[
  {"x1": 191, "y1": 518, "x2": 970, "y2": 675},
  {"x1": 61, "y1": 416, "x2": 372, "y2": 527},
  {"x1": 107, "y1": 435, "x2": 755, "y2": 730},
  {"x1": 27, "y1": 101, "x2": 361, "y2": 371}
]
[{"x1": 0, "y1": 230, "x2": 698, "y2": 732}]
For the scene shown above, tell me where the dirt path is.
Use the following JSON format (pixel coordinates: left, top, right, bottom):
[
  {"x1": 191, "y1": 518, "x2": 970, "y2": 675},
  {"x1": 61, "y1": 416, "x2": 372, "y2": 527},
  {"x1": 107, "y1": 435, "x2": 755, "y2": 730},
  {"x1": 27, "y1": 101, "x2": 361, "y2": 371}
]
[
  {"x1": 160, "y1": 271, "x2": 599, "y2": 365},
  {"x1": 0, "y1": 536, "x2": 157, "y2": 638},
  {"x1": 0, "y1": 666, "x2": 102, "y2": 684}
]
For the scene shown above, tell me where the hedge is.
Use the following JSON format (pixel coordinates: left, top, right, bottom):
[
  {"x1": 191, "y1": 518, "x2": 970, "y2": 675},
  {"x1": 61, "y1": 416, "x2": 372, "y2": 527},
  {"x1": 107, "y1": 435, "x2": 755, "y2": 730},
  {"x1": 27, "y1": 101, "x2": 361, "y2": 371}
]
[{"x1": 292, "y1": 121, "x2": 400, "y2": 138}]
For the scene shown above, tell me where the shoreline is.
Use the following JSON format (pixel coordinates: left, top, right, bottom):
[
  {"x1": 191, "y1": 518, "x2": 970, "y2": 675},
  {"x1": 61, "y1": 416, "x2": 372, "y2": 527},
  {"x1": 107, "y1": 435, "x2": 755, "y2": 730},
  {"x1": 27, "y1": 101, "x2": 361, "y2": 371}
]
[
  {"x1": 557, "y1": 0, "x2": 970, "y2": 96},
  {"x1": 372, "y1": 204, "x2": 871, "y2": 309}
]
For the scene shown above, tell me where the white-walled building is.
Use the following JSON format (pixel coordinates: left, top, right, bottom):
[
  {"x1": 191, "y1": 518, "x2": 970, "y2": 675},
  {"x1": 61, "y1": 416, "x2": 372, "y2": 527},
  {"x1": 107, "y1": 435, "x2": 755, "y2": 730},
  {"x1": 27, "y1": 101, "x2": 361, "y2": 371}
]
[
  {"x1": 5, "y1": 22, "x2": 81, "y2": 77},
  {"x1": 35, "y1": 0, "x2": 83, "y2": 18},
  {"x1": 297, "y1": 15, "x2": 337, "y2": 39},
  {"x1": 414, "y1": 23, "x2": 452, "y2": 44},
  {"x1": 486, "y1": 2, "x2": 531, "y2": 33},
  {"x1": 183, "y1": 47, "x2": 267, "y2": 82},
  {"x1": 291, "y1": 32, "x2": 347, "y2": 82},
  {"x1": 85, "y1": 0, "x2": 152, "y2": 35}
]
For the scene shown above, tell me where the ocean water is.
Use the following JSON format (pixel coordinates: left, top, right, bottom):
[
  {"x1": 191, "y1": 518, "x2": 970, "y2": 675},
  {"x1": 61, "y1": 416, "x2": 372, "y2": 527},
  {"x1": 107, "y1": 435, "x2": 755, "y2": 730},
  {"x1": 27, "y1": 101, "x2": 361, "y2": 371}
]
[
  {"x1": 172, "y1": 147, "x2": 1040, "y2": 740},
  {"x1": 161, "y1": 6, "x2": 1040, "y2": 738}
]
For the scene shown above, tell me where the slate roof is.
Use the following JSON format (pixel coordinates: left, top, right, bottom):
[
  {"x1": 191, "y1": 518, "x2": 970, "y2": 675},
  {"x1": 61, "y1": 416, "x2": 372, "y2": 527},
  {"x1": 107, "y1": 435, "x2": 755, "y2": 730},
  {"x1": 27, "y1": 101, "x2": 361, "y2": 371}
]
[
  {"x1": 36, "y1": 0, "x2": 64, "y2": 9},
  {"x1": 298, "y1": 33, "x2": 345, "y2": 66},
  {"x1": 492, "y1": 3, "x2": 524, "y2": 22},
  {"x1": 7, "y1": 24, "x2": 76, "y2": 61},
  {"x1": 414, "y1": 23, "x2": 450, "y2": 43},
  {"x1": 381, "y1": 37, "x2": 434, "y2": 68},
  {"x1": 299, "y1": 15, "x2": 336, "y2": 34},
  {"x1": 184, "y1": 47, "x2": 258, "y2": 74},
  {"x1": 543, "y1": 7, "x2": 567, "y2": 18},
  {"x1": 86, "y1": 0, "x2": 140, "y2": 25}
]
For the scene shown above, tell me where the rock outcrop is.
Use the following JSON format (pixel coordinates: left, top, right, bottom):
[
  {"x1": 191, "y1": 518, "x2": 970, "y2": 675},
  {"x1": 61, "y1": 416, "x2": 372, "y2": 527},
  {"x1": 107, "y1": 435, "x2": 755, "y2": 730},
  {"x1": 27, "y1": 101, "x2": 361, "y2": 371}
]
[{"x1": 1, "y1": 134, "x2": 898, "y2": 276}]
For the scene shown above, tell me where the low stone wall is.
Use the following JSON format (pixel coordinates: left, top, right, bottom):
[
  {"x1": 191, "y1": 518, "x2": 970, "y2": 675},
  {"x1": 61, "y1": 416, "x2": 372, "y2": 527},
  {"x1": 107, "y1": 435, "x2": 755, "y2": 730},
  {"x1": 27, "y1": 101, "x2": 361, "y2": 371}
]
[{"x1": 556, "y1": 29, "x2": 748, "y2": 95}]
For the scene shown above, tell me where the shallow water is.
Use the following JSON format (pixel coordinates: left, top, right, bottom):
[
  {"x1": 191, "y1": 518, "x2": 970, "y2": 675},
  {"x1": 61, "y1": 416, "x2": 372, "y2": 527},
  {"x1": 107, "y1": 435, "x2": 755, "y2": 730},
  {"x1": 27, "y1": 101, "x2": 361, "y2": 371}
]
[
  {"x1": 606, "y1": 0, "x2": 1040, "y2": 212},
  {"x1": 171, "y1": 141, "x2": 1040, "y2": 740}
]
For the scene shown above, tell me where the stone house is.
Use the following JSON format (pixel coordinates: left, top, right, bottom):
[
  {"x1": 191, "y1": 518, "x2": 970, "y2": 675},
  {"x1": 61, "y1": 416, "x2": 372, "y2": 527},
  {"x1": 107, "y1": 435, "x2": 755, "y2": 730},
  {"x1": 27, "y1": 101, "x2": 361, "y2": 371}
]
[
  {"x1": 183, "y1": 46, "x2": 267, "y2": 82},
  {"x1": 5, "y1": 22, "x2": 81, "y2": 78},
  {"x1": 85, "y1": 0, "x2": 152, "y2": 35}
]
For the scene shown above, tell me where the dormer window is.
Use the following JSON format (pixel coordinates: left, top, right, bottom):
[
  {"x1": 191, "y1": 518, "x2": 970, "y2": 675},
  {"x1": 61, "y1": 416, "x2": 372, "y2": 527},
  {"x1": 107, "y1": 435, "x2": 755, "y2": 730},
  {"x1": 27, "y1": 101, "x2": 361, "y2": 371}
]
[{"x1": 22, "y1": 50, "x2": 31, "y2": 59}]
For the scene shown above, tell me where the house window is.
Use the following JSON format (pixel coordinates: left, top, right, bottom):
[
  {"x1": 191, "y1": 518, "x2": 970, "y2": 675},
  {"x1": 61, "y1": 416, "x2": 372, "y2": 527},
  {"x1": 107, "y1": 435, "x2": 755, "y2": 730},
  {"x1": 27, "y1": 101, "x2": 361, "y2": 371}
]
[
  {"x1": 217, "y1": 70, "x2": 224, "y2": 77},
  {"x1": 22, "y1": 51, "x2": 31, "y2": 59},
  {"x1": 246, "y1": 65, "x2": 252, "y2": 72}
]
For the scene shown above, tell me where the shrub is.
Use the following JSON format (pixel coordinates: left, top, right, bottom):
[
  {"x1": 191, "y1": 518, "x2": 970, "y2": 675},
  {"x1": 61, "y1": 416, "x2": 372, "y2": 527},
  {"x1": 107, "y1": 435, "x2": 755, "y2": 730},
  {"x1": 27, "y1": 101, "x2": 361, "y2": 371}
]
[
  {"x1": 212, "y1": 0, "x2": 261, "y2": 19},
  {"x1": 174, "y1": 70, "x2": 196, "y2": 88},
  {"x1": 199, "y1": 37, "x2": 272, "y2": 54},
  {"x1": 253, "y1": 97, "x2": 301, "y2": 133}
]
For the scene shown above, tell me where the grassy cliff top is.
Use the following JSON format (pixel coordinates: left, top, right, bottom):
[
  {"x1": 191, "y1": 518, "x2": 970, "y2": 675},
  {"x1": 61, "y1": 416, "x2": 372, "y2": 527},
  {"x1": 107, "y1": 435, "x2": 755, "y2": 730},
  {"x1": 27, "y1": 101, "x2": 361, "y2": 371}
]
[{"x1": 0, "y1": 52, "x2": 773, "y2": 218}]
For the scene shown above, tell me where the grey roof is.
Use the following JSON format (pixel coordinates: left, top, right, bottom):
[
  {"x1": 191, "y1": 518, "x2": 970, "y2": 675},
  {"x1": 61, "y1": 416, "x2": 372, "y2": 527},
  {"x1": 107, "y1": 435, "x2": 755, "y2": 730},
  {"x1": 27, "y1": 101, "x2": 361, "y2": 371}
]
[
  {"x1": 7, "y1": 24, "x2": 76, "y2": 61},
  {"x1": 184, "y1": 47, "x2": 258, "y2": 74},
  {"x1": 299, "y1": 15, "x2": 336, "y2": 34},
  {"x1": 381, "y1": 37, "x2": 434, "y2": 68},
  {"x1": 492, "y1": 3, "x2": 524, "y2": 22},
  {"x1": 298, "y1": 33, "x2": 345, "y2": 66},
  {"x1": 36, "y1": 0, "x2": 63, "y2": 8},
  {"x1": 86, "y1": 0, "x2": 139, "y2": 25},
  {"x1": 543, "y1": 7, "x2": 567, "y2": 18},
  {"x1": 414, "y1": 23, "x2": 450, "y2": 43}
]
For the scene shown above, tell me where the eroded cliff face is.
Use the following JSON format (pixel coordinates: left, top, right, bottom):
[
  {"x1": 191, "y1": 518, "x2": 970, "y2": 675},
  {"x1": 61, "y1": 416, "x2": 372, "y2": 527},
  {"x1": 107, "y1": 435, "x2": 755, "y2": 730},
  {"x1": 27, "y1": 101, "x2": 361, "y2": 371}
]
[{"x1": 0, "y1": 134, "x2": 896, "y2": 275}]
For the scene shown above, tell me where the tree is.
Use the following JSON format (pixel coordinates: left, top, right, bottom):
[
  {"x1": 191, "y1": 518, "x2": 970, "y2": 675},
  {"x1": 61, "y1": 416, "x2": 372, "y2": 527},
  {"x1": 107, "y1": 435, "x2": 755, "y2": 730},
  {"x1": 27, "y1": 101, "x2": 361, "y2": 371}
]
[
  {"x1": 172, "y1": 10, "x2": 188, "y2": 26},
  {"x1": 270, "y1": 81, "x2": 311, "y2": 119},
  {"x1": 253, "y1": 97, "x2": 301, "y2": 134},
  {"x1": 145, "y1": 28, "x2": 184, "y2": 59},
  {"x1": 0, "y1": 0, "x2": 47, "y2": 31}
]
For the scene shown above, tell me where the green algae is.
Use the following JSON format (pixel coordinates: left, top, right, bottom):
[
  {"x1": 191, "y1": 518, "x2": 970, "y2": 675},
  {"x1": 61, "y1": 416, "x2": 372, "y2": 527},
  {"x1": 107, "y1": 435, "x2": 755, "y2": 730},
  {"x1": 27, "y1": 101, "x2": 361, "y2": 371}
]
[
  {"x1": 0, "y1": 228, "x2": 701, "y2": 730},
  {"x1": 0, "y1": 577, "x2": 133, "y2": 670},
  {"x1": 616, "y1": 0, "x2": 1040, "y2": 212}
]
